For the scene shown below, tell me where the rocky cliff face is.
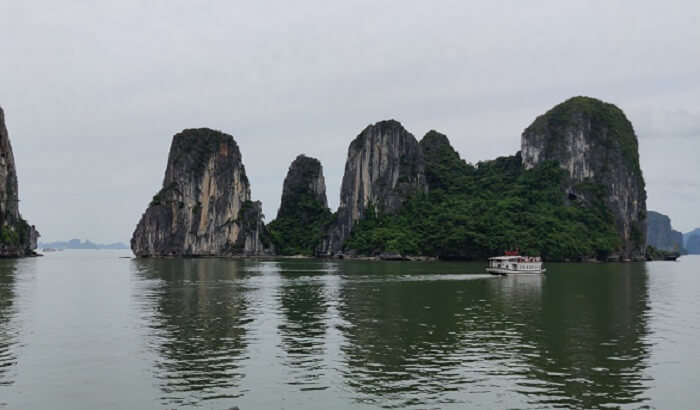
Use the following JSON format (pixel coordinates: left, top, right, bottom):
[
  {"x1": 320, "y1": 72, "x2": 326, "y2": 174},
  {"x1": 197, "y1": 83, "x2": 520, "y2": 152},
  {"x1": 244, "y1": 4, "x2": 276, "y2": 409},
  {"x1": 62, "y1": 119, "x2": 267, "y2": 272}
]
[
  {"x1": 131, "y1": 128, "x2": 271, "y2": 257},
  {"x1": 522, "y1": 97, "x2": 647, "y2": 260},
  {"x1": 276, "y1": 155, "x2": 328, "y2": 219},
  {"x1": 268, "y1": 155, "x2": 332, "y2": 255},
  {"x1": 0, "y1": 107, "x2": 39, "y2": 257},
  {"x1": 317, "y1": 120, "x2": 427, "y2": 255},
  {"x1": 647, "y1": 211, "x2": 684, "y2": 252}
]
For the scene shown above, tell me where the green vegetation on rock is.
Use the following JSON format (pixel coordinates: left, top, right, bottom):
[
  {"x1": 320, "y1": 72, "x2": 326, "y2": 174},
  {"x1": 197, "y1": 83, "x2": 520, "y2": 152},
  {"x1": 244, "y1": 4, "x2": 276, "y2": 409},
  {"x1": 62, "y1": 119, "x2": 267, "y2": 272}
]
[
  {"x1": 268, "y1": 155, "x2": 333, "y2": 255},
  {"x1": 0, "y1": 218, "x2": 31, "y2": 248},
  {"x1": 0, "y1": 225, "x2": 19, "y2": 246},
  {"x1": 171, "y1": 128, "x2": 246, "y2": 177},
  {"x1": 526, "y1": 96, "x2": 642, "y2": 178},
  {"x1": 268, "y1": 199, "x2": 334, "y2": 255},
  {"x1": 344, "y1": 134, "x2": 620, "y2": 261}
]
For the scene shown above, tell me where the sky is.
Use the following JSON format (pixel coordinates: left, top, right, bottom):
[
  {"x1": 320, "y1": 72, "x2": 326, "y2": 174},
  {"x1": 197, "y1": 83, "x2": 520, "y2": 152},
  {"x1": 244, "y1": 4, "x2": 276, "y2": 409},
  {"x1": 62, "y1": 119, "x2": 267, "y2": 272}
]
[{"x1": 1, "y1": 0, "x2": 699, "y2": 243}]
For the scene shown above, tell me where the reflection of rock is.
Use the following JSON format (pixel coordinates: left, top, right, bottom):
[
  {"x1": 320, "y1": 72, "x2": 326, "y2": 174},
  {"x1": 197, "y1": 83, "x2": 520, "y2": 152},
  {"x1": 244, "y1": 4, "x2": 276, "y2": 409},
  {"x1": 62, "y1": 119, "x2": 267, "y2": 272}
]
[
  {"x1": 276, "y1": 260, "x2": 329, "y2": 387},
  {"x1": 132, "y1": 258, "x2": 250, "y2": 406},
  {"x1": 336, "y1": 277, "x2": 470, "y2": 406},
  {"x1": 334, "y1": 261, "x2": 651, "y2": 408},
  {"x1": 0, "y1": 260, "x2": 18, "y2": 386},
  {"x1": 488, "y1": 263, "x2": 651, "y2": 408}
]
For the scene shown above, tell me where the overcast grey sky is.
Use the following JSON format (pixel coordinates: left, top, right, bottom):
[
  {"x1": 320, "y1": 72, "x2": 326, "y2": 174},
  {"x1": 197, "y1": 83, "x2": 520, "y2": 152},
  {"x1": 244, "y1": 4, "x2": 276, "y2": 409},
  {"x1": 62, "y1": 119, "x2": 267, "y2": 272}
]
[{"x1": 1, "y1": 0, "x2": 699, "y2": 243}]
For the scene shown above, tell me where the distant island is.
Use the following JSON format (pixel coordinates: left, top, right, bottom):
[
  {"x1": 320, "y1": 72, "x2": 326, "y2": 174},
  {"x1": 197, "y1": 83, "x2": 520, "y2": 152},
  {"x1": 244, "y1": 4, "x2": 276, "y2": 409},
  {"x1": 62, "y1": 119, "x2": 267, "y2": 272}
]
[
  {"x1": 39, "y1": 239, "x2": 129, "y2": 250},
  {"x1": 646, "y1": 211, "x2": 687, "y2": 260},
  {"x1": 685, "y1": 229, "x2": 700, "y2": 254}
]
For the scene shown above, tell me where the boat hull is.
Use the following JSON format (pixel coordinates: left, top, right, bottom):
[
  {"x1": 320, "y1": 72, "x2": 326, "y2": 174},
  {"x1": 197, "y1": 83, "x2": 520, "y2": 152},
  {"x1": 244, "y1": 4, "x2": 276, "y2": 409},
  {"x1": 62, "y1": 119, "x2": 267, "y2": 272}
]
[{"x1": 486, "y1": 267, "x2": 546, "y2": 275}]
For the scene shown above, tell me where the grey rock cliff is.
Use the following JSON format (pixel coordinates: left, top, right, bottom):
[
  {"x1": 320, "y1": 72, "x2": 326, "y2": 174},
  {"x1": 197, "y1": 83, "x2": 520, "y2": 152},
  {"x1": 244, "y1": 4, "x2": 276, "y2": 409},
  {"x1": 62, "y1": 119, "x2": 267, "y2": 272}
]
[
  {"x1": 276, "y1": 154, "x2": 328, "y2": 219},
  {"x1": 647, "y1": 211, "x2": 684, "y2": 252},
  {"x1": 131, "y1": 128, "x2": 271, "y2": 257},
  {"x1": 317, "y1": 120, "x2": 427, "y2": 255},
  {"x1": 0, "y1": 106, "x2": 39, "y2": 257},
  {"x1": 522, "y1": 97, "x2": 647, "y2": 260}
]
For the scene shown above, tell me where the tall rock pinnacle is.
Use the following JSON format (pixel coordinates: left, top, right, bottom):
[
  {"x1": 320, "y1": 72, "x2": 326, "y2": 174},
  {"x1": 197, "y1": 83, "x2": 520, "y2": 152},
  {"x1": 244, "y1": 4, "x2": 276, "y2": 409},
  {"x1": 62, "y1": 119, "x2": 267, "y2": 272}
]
[
  {"x1": 131, "y1": 128, "x2": 271, "y2": 256},
  {"x1": 268, "y1": 154, "x2": 331, "y2": 255},
  {"x1": 317, "y1": 120, "x2": 427, "y2": 255},
  {"x1": 521, "y1": 96, "x2": 647, "y2": 260}
]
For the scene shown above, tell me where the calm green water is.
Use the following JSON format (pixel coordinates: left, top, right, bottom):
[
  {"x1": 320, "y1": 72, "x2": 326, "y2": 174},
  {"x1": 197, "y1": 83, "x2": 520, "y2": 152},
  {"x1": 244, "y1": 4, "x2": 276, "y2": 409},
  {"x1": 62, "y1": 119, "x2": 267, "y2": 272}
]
[{"x1": 1, "y1": 251, "x2": 698, "y2": 409}]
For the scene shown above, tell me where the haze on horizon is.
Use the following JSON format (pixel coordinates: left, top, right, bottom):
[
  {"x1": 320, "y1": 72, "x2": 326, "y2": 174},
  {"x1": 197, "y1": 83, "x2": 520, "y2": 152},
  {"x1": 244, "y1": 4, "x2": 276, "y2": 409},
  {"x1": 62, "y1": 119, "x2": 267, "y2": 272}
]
[{"x1": 1, "y1": 0, "x2": 698, "y2": 243}]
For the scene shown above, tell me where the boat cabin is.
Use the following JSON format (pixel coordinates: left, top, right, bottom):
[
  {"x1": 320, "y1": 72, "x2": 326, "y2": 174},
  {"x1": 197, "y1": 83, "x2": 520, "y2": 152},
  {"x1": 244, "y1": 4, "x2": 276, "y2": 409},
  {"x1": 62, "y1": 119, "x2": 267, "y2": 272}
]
[{"x1": 487, "y1": 255, "x2": 545, "y2": 275}]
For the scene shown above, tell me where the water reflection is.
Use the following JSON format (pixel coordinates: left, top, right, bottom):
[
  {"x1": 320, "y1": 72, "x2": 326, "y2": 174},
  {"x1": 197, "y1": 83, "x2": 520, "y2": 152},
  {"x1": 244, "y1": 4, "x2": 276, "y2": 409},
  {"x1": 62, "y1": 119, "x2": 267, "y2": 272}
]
[
  {"x1": 132, "y1": 258, "x2": 252, "y2": 407},
  {"x1": 275, "y1": 260, "x2": 331, "y2": 391},
  {"x1": 130, "y1": 258, "x2": 653, "y2": 409},
  {"x1": 0, "y1": 259, "x2": 18, "y2": 393},
  {"x1": 511, "y1": 264, "x2": 652, "y2": 408},
  {"x1": 337, "y1": 274, "x2": 478, "y2": 408},
  {"x1": 334, "y1": 261, "x2": 651, "y2": 409}
]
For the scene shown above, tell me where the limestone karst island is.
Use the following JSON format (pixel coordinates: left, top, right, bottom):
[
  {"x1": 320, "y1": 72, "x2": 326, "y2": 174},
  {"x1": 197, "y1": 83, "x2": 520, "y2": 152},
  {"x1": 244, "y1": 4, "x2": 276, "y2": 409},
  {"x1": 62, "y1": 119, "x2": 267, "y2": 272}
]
[{"x1": 130, "y1": 96, "x2": 657, "y2": 262}]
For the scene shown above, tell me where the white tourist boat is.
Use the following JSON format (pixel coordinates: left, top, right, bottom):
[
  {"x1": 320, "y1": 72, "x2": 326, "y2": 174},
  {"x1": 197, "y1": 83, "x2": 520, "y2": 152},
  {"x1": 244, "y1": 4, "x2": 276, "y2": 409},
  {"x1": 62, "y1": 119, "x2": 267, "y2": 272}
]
[{"x1": 486, "y1": 253, "x2": 546, "y2": 275}]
